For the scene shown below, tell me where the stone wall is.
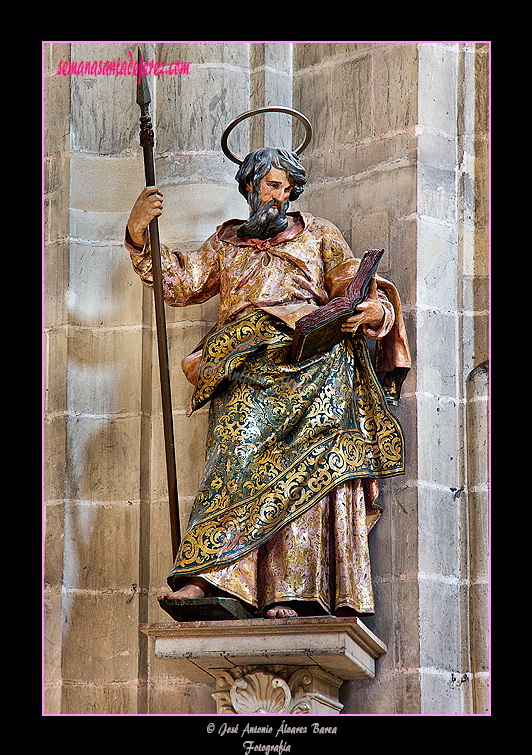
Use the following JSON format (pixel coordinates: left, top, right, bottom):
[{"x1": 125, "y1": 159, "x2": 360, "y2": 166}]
[
  {"x1": 44, "y1": 41, "x2": 71, "y2": 715},
  {"x1": 43, "y1": 41, "x2": 489, "y2": 715}
]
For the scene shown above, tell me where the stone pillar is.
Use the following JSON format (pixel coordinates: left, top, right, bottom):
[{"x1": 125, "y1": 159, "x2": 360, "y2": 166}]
[
  {"x1": 415, "y1": 42, "x2": 489, "y2": 714},
  {"x1": 461, "y1": 43, "x2": 489, "y2": 715},
  {"x1": 43, "y1": 41, "x2": 71, "y2": 715},
  {"x1": 249, "y1": 43, "x2": 293, "y2": 150},
  {"x1": 144, "y1": 42, "x2": 249, "y2": 714},
  {"x1": 466, "y1": 362, "x2": 489, "y2": 713},
  {"x1": 61, "y1": 41, "x2": 147, "y2": 713}
]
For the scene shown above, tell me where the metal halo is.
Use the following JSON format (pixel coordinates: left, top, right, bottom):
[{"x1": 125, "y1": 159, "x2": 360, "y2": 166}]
[{"x1": 221, "y1": 106, "x2": 313, "y2": 166}]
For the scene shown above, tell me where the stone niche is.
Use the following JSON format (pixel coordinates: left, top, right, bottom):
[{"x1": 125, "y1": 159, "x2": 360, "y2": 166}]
[{"x1": 140, "y1": 615, "x2": 387, "y2": 715}]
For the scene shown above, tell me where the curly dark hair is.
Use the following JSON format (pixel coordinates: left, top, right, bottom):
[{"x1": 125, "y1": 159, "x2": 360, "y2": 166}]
[{"x1": 235, "y1": 147, "x2": 306, "y2": 202}]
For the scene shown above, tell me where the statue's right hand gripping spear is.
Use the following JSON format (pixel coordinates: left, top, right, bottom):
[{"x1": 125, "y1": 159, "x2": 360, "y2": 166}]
[{"x1": 136, "y1": 48, "x2": 181, "y2": 560}]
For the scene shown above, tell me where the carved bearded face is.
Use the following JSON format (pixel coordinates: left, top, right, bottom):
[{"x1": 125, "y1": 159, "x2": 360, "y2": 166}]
[
  {"x1": 234, "y1": 148, "x2": 306, "y2": 241},
  {"x1": 237, "y1": 168, "x2": 293, "y2": 240}
]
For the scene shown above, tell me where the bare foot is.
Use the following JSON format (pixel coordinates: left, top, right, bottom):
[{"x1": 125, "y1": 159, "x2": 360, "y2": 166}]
[
  {"x1": 158, "y1": 577, "x2": 214, "y2": 603},
  {"x1": 265, "y1": 604, "x2": 298, "y2": 618}
]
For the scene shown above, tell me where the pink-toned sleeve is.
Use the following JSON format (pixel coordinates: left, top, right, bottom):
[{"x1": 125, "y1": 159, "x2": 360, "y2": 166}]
[
  {"x1": 316, "y1": 219, "x2": 395, "y2": 340},
  {"x1": 125, "y1": 227, "x2": 220, "y2": 306},
  {"x1": 362, "y1": 287, "x2": 395, "y2": 340}
]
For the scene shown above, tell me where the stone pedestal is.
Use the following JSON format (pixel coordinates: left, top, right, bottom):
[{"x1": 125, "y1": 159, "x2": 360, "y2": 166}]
[{"x1": 140, "y1": 616, "x2": 386, "y2": 715}]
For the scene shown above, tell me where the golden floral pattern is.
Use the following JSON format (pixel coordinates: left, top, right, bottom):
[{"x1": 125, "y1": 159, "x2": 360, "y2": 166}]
[
  {"x1": 202, "y1": 479, "x2": 378, "y2": 615},
  {"x1": 167, "y1": 308, "x2": 404, "y2": 584}
]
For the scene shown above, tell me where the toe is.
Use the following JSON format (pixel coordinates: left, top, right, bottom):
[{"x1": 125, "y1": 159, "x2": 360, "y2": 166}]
[{"x1": 265, "y1": 604, "x2": 298, "y2": 618}]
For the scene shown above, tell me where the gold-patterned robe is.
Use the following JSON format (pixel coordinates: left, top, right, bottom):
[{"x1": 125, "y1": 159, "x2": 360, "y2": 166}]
[{"x1": 126, "y1": 212, "x2": 410, "y2": 615}]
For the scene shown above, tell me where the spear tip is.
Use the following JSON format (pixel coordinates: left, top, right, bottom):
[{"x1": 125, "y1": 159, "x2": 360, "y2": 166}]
[{"x1": 136, "y1": 46, "x2": 151, "y2": 113}]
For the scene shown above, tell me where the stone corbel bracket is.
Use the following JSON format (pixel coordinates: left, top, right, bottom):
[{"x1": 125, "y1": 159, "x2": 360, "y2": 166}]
[
  {"x1": 212, "y1": 666, "x2": 342, "y2": 715},
  {"x1": 140, "y1": 616, "x2": 387, "y2": 715},
  {"x1": 212, "y1": 665, "x2": 343, "y2": 715}
]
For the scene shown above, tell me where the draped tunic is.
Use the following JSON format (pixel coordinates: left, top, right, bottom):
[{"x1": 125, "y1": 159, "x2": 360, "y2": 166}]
[{"x1": 126, "y1": 212, "x2": 410, "y2": 612}]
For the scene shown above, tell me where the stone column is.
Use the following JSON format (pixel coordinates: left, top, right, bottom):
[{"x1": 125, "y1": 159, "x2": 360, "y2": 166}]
[
  {"x1": 43, "y1": 41, "x2": 71, "y2": 715},
  {"x1": 144, "y1": 42, "x2": 250, "y2": 714},
  {"x1": 466, "y1": 362, "x2": 489, "y2": 713},
  {"x1": 61, "y1": 41, "x2": 147, "y2": 713},
  {"x1": 415, "y1": 42, "x2": 489, "y2": 714},
  {"x1": 249, "y1": 43, "x2": 293, "y2": 150}
]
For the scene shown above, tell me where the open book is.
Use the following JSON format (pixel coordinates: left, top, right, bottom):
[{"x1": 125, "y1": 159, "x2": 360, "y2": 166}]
[{"x1": 290, "y1": 248, "x2": 385, "y2": 363}]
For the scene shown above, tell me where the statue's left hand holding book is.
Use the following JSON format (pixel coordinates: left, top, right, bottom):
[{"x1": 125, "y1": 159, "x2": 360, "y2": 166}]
[{"x1": 290, "y1": 248, "x2": 385, "y2": 363}]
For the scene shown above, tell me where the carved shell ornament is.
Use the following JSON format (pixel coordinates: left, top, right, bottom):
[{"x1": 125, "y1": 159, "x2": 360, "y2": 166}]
[
  {"x1": 220, "y1": 106, "x2": 313, "y2": 166},
  {"x1": 230, "y1": 671, "x2": 291, "y2": 715},
  {"x1": 212, "y1": 667, "x2": 319, "y2": 715}
]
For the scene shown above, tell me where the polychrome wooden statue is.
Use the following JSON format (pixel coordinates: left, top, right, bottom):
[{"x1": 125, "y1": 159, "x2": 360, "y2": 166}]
[{"x1": 126, "y1": 104, "x2": 410, "y2": 619}]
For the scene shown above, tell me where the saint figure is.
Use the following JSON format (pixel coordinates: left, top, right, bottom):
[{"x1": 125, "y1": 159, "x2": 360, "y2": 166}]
[{"x1": 125, "y1": 144, "x2": 410, "y2": 619}]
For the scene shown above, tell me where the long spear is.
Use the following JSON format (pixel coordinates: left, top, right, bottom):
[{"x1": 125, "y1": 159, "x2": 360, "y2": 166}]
[{"x1": 136, "y1": 48, "x2": 181, "y2": 560}]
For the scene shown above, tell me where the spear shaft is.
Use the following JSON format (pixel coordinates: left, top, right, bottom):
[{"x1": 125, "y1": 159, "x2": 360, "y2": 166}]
[{"x1": 136, "y1": 49, "x2": 181, "y2": 560}]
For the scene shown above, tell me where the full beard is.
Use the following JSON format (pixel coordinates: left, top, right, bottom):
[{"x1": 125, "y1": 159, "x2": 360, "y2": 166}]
[{"x1": 236, "y1": 192, "x2": 289, "y2": 240}]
